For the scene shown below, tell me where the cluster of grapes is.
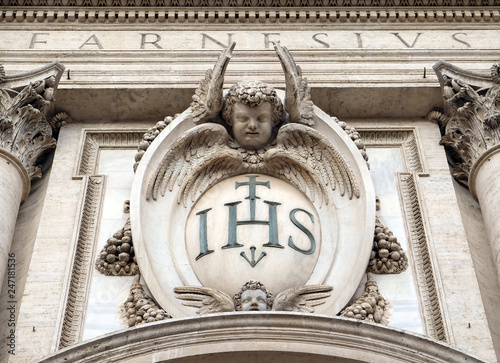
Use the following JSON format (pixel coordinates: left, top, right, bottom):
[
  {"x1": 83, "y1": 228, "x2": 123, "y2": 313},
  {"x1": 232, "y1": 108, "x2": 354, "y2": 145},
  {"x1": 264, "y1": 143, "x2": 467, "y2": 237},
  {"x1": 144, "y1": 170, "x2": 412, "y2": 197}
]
[
  {"x1": 340, "y1": 275, "x2": 389, "y2": 324},
  {"x1": 368, "y1": 219, "x2": 408, "y2": 274},
  {"x1": 96, "y1": 220, "x2": 138, "y2": 276},
  {"x1": 341, "y1": 299, "x2": 380, "y2": 322},
  {"x1": 122, "y1": 283, "x2": 171, "y2": 327}
]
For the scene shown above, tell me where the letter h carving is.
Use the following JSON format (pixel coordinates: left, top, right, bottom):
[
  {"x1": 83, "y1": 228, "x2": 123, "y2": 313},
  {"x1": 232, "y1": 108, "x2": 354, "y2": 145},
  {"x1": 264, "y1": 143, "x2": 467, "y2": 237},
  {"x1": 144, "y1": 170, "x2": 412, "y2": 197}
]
[{"x1": 223, "y1": 175, "x2": 283, "y2": 249}]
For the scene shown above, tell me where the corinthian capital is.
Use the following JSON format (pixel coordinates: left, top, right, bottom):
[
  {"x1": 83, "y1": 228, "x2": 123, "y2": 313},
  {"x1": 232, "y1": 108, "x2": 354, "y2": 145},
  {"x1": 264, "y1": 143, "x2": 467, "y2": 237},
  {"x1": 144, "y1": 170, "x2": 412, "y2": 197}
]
[
  {"x1": 430, "y1": 61, "x2": 500, "y2": 191},
  {"x1": 0, "y1": 63, "x2": 64, "y2": 187}
]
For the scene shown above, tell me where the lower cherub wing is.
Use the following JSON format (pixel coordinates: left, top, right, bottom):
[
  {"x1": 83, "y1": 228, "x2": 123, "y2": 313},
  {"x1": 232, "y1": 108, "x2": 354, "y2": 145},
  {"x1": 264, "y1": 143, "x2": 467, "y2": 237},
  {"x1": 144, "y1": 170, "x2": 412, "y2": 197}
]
[
  {"x1": 272, "y1": 285, "x2": 333, "y2": 313},
  {"x1": 174, "y1": 286, "x2": 235, "y2": 314}
]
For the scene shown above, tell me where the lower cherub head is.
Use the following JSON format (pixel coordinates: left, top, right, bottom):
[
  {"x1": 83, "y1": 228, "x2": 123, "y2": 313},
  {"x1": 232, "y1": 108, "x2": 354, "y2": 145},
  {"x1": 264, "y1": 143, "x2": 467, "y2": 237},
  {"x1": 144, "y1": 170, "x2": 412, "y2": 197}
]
[{"x1": 233, "y1": 280, "x2": 274, "y2": 311}]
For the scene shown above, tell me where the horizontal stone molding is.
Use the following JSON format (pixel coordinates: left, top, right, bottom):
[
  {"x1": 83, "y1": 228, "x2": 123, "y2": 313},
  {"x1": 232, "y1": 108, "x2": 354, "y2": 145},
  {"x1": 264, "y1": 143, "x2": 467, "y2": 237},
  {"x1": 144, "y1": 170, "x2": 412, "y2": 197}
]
[
  {"x1": 2, "y1": 0, "x2": 497, "y2": 6},
  {"x1": 359, "y1": 129, "x2": 425, "y2": 174},
  {"x1": 35, "y1": 313, "x2": 488, "y2": 363},
  {"x1": 1, "y1": 8, "x2": 499, "y2": 24},
  {"x1": 77, "y1": 131, "x2": 145, "y2": 176}
]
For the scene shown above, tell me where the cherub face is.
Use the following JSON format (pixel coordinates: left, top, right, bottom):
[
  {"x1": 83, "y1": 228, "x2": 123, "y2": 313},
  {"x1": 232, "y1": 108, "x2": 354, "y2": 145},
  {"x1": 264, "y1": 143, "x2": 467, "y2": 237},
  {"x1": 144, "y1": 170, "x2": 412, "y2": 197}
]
[
  {"x1": 230, "y1": 102, "x2": 273, "y2": 149},
  {"x1": 241, "y1": 289, "x2": 268, "y2": 311}
]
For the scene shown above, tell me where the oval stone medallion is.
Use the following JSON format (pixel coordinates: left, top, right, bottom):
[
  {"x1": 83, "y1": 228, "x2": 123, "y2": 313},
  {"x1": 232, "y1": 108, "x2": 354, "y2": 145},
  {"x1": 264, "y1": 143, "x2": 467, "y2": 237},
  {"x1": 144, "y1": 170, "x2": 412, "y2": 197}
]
[{"x1": 185, "y1": 174, "x2": 323, "y2": 295}]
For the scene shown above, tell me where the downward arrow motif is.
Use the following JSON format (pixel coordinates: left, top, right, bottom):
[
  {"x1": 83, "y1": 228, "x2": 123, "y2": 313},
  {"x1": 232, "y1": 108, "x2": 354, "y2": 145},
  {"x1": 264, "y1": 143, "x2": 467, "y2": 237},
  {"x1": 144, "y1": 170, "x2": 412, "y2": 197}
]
[{"x1": 240, "y1": 246, "x2": 266, "y2": 268}]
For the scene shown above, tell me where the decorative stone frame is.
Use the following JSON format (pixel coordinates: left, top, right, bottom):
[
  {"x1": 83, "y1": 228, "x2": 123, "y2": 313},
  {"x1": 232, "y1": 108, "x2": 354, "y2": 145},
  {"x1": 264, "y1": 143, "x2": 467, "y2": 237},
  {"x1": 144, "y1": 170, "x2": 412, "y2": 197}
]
[
  {"x1": 58, "y1": 126, "x2": 448, "y2": 348},
  {"x1": 359, "y1": 128, "x2": 449, "y2": 342},
  {"x1": 58, "y1": 130, "x2": 145, "y2": 349}
]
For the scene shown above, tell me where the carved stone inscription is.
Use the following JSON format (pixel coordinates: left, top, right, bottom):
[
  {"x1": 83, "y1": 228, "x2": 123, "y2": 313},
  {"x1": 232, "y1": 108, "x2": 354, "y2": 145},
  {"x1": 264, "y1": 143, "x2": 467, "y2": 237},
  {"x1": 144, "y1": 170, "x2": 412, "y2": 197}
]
[
  {"x1": 185, "y1": 174, "x2": 322, "y2": 295},
  {"x1": 0, "y1": 30, "x2": 493, "y2": 51}
]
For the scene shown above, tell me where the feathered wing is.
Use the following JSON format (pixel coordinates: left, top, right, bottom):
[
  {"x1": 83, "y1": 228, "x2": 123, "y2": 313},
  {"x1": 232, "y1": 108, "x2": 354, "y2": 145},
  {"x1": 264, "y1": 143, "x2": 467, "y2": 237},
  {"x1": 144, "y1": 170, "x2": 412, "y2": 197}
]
[
  {"x1": 174, "y1": 286, "x2": 234, "y2": 314},
  {"x1": 147, "y1": 123, "x2": 244, "y2": 206},
  {"x1": 272, "y1": 285, "x2": 333, "y2": 313},
  {"x1": 263, "y1": 123, "x2": 360, "y2": 207},
  {"x1": 274, "y1": 42, "x2": 314, "y2": 126},
  {"x1": 190, "y1": 42, "x2": 236, "y2": 124}
]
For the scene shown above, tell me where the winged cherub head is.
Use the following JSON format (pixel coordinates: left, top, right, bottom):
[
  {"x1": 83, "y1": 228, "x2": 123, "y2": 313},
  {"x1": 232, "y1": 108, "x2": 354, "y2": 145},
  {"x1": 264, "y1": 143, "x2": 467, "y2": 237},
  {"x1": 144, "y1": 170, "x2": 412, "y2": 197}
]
[
  {"x1": 233, "y1": 280, "x2": 274, "y2": 311},
  {"x1": 222, "y1": 81, "x2": 284, "y2": 149}
]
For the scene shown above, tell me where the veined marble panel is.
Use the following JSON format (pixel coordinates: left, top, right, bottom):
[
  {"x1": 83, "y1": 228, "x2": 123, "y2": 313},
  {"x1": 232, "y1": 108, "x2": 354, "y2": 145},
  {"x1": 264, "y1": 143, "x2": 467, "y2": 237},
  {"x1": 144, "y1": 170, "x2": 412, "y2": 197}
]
[
  {"x1": 82, "y1": 149, "x2": 136, "y2": 341},
  {"x1": 367, "y1": 146, "x2": 424, "y2": 335}
]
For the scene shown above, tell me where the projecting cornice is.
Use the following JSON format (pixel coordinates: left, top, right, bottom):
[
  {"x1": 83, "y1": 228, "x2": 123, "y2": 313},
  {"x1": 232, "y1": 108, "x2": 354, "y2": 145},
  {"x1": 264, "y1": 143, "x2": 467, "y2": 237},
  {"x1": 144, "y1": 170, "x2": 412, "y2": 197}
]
[
  {"x1": 1, "y1": 0, "x2": 496, "y2": 6},
  {"x1": 34, "y1": 313, "x2": 489, "y2": 363},
  {"x1": 1, "y1": 7, "x2": 499, "y2": 24}
]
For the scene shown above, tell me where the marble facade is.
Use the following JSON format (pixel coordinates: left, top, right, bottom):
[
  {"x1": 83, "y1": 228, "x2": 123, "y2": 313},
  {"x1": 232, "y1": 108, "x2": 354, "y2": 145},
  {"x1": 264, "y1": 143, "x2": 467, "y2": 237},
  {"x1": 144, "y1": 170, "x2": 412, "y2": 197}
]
[{"x1": 0, "y1": 1, "x2": 499, "y2": 362}]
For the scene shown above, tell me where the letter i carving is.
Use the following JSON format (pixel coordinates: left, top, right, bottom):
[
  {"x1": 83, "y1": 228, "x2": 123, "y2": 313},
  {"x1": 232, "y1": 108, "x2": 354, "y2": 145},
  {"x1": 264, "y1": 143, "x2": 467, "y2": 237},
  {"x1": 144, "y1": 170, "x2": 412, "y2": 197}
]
[{"x1": 196, "y1": 208, "x2": 214, "y2": 260}]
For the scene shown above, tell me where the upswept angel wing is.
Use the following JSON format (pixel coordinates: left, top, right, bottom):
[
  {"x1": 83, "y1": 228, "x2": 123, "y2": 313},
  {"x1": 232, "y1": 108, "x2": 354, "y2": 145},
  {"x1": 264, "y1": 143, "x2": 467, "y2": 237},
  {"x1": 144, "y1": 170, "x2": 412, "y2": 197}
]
[
  {"x1": 263, "y1": 123, "x2": 360, "y2": 206},
  {"x1": 274, "y1": 42, "x2": 314, "y2": 126},
  {"x1": 174, "y1": 286, "x2": 234, "y2": 314},
  {"x1": 147, "y1": 123, "x2": 244, "y2": 206},
  {"x1": 190, "y1": 42, "x2": 236, "y2": 124},
  {"x1": 272, "y1": 285, "x2": 333, "y2": 313}
]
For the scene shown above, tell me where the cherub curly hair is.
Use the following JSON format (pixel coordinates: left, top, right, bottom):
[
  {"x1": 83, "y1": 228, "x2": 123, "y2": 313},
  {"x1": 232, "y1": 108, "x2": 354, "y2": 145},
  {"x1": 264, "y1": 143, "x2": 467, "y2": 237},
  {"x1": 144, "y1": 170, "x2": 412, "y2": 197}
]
[
  {"x1": 233, "y1": 280, "x2": 274, "y2": 311},
  {"x1": 222, "y1": 81, "x2": 284, "y2": 127}
]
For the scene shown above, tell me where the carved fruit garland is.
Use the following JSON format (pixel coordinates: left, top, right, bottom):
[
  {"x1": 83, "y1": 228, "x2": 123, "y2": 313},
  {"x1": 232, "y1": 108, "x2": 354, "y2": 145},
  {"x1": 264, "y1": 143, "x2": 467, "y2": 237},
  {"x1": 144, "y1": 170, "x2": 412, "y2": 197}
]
[
  {"x1": 120, "y1": 276, "x2": 171, "y2": 327},
  {"x1": 340, "y1": 273, "x2": 392, "y2": 325},
  {"x1": 133, "y1": 116, "x2": 174, "y2": 172},
  {"x1": 335, "y1": 117, "x2": 370, "y2": 169},
  {"x1": 368, "y1": 217, "x2": 408, "y2": 274},
  {"x1": 95, "y1": 218, "x2": 139, "y2": 276}
]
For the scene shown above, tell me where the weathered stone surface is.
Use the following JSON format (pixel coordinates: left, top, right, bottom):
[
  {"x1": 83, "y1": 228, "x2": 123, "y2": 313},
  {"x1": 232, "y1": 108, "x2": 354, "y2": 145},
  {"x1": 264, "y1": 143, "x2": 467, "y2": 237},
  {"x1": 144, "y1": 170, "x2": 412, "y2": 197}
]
[
  {"x1": 3, "y1": 4, "x2": 500, "y2": 363},
  {"x1": 32, "y1": 313, "x2": 491, "y2": 363},
  {"x1": 131, "y1": 87, "x2": 375, "y2": 318}
]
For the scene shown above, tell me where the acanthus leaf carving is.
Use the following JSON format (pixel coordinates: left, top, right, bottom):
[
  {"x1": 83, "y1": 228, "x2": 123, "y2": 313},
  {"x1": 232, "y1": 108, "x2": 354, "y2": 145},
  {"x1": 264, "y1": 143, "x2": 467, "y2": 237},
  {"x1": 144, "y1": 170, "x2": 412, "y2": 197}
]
[
  {"x1": 0, "y1": 74, "x2": 58, "y2": 181},
  {"x1": 431, "y1": 60, "x2": 500, "y2": 189},
  {"x1": 50, "y1": 112, "x2": 73, "y2": 132}
]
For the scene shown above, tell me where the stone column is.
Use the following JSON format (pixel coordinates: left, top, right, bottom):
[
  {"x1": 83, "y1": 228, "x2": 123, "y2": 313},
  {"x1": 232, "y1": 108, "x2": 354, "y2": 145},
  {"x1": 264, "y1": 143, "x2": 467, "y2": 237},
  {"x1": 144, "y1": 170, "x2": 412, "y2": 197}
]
[
  {"x1": 0, "y1": 63, "x2": 63, "y2": 286},
  {"x1": 431, "y1": 60, "x2": 500, "y2": 281},
  {"x1": 471, "y1": 148, "x2": 500, "y2": 279}
]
